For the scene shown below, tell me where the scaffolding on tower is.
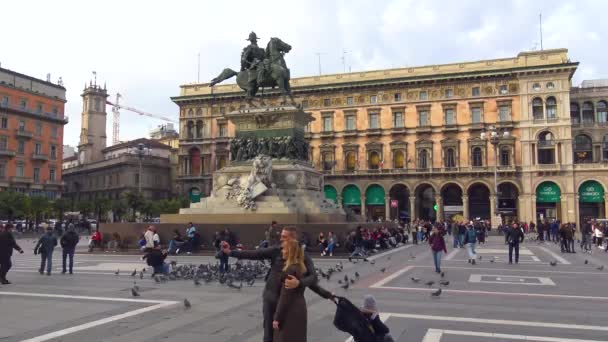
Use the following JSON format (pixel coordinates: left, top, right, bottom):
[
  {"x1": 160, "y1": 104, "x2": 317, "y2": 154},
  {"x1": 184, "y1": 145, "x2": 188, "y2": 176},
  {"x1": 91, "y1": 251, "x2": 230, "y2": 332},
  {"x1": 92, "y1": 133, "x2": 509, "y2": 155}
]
[{"x1": 106, "y1": 93, "x2": 177, "y2": 145}]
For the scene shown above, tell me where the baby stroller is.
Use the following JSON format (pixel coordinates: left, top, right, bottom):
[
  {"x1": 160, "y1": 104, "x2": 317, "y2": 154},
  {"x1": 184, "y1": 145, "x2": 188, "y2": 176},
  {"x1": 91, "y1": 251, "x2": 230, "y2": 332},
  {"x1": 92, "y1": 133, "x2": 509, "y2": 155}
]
[{"x1": 332, "y1": 296, "x2": 394, "y2": 342}]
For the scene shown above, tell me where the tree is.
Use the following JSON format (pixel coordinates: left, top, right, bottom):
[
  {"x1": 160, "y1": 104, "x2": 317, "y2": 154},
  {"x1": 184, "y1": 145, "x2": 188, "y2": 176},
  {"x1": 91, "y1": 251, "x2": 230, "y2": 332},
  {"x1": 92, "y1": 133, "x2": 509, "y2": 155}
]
[
  {"x1": 93, "y1": 197, "x2": 111, "y2": 222},
  {"x1": 123, "y1": 191, "x2": 145, "y2": 221},
  {"x1": 52, "y1": 197, "x2": 69, "y2": 220},
  {"x1": 0, "y1": 191, "x2": 30, "y2": 220},
  {"x1": 29, "y1": 196, "x2": 50, "y2": 225},
  {"x1": 77, "y1": 200, "x2": 93, "y2": 218},
  {"x1": 111, "y1": 199, "x2": 126, "y2": 222}
]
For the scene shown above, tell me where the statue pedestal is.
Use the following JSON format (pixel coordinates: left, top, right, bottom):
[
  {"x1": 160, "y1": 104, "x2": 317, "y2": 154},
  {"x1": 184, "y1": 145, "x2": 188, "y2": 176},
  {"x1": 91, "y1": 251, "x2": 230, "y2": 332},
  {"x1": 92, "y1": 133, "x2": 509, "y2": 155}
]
[{"x1": 162, "y1": 105, "x2": 346, "y2": 224}]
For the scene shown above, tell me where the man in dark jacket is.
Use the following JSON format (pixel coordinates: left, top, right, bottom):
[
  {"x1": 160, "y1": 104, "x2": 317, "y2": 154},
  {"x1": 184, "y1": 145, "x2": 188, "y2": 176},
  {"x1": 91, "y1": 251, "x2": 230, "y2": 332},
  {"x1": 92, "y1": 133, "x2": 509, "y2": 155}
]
[
  {"x1": 0, "y1": 223, "x2": 24, "y2": 284},
  {"x1": 60, "y1": 227, "x2": 80, "y2": 274},
  {"x1": 35, "y1": 228, "x2": 58, "y2": 275},
  {"x1": 506, "y1": 223, "x2": 524, "y2": 264},
  {"x1": 222, "y1": 226, "x2": 333, "y2": 342}
]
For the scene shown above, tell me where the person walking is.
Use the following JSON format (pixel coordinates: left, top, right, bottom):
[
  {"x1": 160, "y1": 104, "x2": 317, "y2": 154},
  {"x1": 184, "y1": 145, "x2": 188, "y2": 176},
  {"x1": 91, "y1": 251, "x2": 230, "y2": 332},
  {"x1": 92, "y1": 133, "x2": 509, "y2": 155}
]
[
  {"x1": 464, "y1": 222, "x2": 477, "y2": 264},
  {"x1": 60, "y1": 226, "x2": 79, "y2": 274},
  {"x1": 35, "y1": 227, "x2": 57, "y2": 275},
  {"x1": 451, "y1": 221, "x2": 459, "y2": 248},
  {"x1": 581, "y1": 219, "x2": 593, "y2": 253},
  {"x1": 222, "y1": 226, "x2": 333, "y2": 342},
  {"x1": 429, "y1": 226, "x2": 448, "y2": 273},
  {"x1": 0, "y1": 223, "x2": 24, "y2": 284},
  {"x1": 272, "y1": 239, "x2": 308, "y2": 342},
  {"x1": 506, "y1": 223, "x2": 524, "y2": 264},
  {"x1": 457, "y1": 222, "x2": 466, "y2": 248}
]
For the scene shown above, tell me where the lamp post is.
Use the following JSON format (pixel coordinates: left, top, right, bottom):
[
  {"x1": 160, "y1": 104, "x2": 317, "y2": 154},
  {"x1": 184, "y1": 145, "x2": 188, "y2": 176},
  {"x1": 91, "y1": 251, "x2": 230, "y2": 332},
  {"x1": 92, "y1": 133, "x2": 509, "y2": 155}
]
[
  {"x1": 481, "y1": 126, "x2": 510, "y2": 223},
  {"x1": 136, "y1": 143, "x2": 145, "y2": 194}
]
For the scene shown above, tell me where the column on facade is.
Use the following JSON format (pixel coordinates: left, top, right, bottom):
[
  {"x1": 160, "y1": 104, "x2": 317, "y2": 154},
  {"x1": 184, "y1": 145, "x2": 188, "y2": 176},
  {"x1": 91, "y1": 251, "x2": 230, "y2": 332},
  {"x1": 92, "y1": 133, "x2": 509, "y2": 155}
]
[
  {"x1": 462, "y1": 195, "x2": 469, "y2": 220},
  {"x1": 385, "y1": 196, "x2": 390, "y2": 220},
  {"x1": 361, "y1": 196, "x2": 366, "y2": 220},
  {"x1": 531, "y1": 195, "x2": 537, "y2": 224},
  {"x1": 337, "y1": 195, "x2": 343, "y2": 209},
  {"x1": 435, "y1": 195, "x2": 443, "y2": 221},
  {"x1": 200, "y1": 155, "x2": 204, "y2": 176},
  {"x1": 409, "y1": 196, "x2": 416, "y2": 222},
  {"x1": 604, "y1": 194, "x2": 608, "y2": 219}
]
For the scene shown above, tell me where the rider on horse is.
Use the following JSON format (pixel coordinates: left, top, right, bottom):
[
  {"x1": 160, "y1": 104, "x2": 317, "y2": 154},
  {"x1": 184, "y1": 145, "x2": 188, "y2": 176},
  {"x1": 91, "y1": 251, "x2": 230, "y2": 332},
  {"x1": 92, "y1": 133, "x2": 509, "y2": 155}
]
[{"x1": 240, "y1": 32, "x2": 267, "y2": 86}]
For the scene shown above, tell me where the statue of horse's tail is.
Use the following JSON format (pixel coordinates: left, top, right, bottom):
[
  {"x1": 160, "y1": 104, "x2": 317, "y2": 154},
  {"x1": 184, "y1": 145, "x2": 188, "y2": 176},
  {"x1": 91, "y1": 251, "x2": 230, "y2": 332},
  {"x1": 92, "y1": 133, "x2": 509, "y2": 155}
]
[{"x1": 210, "y1": 68, "x2": 238, "y2": 86}]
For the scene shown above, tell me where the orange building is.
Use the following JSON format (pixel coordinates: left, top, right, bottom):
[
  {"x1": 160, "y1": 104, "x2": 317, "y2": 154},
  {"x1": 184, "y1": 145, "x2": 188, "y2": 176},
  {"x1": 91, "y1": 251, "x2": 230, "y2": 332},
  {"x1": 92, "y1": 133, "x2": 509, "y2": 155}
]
[{"x1": 0, "y1": 67, "x2": 68, "y2": 199}]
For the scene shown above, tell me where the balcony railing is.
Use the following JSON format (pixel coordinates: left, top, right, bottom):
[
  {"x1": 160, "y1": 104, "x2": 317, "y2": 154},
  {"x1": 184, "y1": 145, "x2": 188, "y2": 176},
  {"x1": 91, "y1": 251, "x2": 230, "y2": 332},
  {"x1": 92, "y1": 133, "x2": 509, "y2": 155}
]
[
  {"x1": 15, "y1": 129, "x2": 33, "y2": 138},
  {"x1": 44, "y1": 180, "x2": 65, "y2": 186},
  {"x1": 0, "y1": 102, "x2": 68, "y2": 123},
  {"x1": 11, "y1": 176, "x2": 33, "y2": 184},
  {"x1": 31, "y1": 153, "x2": 49, "y2": 161},
  {"x1": 0, "y1": 149, "x2": 16, "y2": 158}
]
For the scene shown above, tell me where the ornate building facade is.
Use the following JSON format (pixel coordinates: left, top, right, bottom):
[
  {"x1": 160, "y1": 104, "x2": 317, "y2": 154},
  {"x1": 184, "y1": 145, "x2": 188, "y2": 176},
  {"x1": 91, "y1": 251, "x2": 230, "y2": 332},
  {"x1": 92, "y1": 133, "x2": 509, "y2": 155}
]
[{"x1": 173, "y1": 48, "x2": 608, "y2": 227}]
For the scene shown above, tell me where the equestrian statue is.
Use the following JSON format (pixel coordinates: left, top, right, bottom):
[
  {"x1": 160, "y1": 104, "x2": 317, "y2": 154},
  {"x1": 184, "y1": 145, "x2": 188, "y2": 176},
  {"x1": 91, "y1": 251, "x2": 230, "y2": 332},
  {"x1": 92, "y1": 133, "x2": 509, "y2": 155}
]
[{"x1": 209, "y1": 32, "x2": 296, "y2": 107}]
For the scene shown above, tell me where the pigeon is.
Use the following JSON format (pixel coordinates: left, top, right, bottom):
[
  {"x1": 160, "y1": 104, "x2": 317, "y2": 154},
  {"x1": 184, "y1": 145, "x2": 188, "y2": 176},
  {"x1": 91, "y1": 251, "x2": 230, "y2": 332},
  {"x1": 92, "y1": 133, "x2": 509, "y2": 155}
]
[
  {"x1": 598, "y1": 265, "x2": 604, "y2": 271},
  {"x1": 115, "y1": 269, "x2": 120, "y2": 275},
  {"x1": 411, "y1": 277, "x2": 421, "y2": 283},
  {"x1": 380, "y1": 268, "x2": 386, "y2": 273},
  {"x1": 131, "y1": 288, "x2": 140, "y2": 297},
  {"x1": 142, "y1": 268, "x2": 146, "y2": 273},
  {"x1": 355, "y1": 272, "x2": 360, "y2": 279},
  {"x1": 387, "y1": 256, "x2": 392, "y2": 261},
  {"x1": 139, "y1": 271, "x2": 144, "y2": 279},
  {"x1": 370, "y1": 260, "x2": 376, "y2": 265},
  {"x1": 490, "y1": 257, "x2": 495, "y2": 263},
  {"x1": 133, "y1": 282, "x2": 140, "y2": 292},
  {"x1": 477, "y1": 255, "x2": 482, "y2": 260},
  {"x1": 348, "y1": 257, "x2": 353, "y2": 262},
  {"x1": 228, "y1": 282, "x2": 243, "y2": 290},
  {"x1": 338, "y1": 280, "x2": 342, "y2": 284},
  {"x1": 431, "y1": 288, "x2": 442, "y2": 297},
  {"x1": 439, "y1": 280, "x2": 450, "y2": 286},
  {"x1": 363, "y1": 258, "x2": 369, "y2": 262},
  {"x1": 184, "y1": 298, "x2": 191, "y2": 309},
  {"x1": 550, "y1": 261, "x2": 557, "y2": 267},
  {"x1": 131, "y1": 270, "x2": 137, "y2": 277},
  {"x1": 341, "y1": 282, "x2": 349, "y2": 290},
  {"x1": 247, "y1": 278, "x2": 256, "y2": 286},
  {"x1": 154, "y1": 275, "x2": 161, "y2": 283},
  {"x1": 584, "y1": 260, "x2": 589, "y2": 265},
  {"x1": 425, "y1": 281, "x2": 435, "y2": 287},
  {"x1": 194, "y1": 277, "x2": 201, "y2": 286},
  {"x1": 350, "y1": 279, "x2": 355, "y2": 284},
  {"x1": 441, "y1": 272, "x2": 445, "y2": 278},
  {"x1": 344, "y1": 275, "x2": 349, "y2": 282}
]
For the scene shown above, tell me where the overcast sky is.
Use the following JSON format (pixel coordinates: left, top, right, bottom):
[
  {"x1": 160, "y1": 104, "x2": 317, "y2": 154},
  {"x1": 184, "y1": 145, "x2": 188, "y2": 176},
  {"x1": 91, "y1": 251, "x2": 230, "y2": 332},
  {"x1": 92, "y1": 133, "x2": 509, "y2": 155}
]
[{"x1": 1, "y1": 0, "x2": 606, "y2": 147}]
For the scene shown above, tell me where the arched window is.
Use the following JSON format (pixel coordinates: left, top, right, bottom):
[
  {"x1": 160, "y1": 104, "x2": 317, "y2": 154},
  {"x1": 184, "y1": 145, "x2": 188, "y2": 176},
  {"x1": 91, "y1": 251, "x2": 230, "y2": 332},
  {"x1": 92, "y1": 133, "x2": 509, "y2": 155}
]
[
  {"x1": 538, "y1": 131, "x2": 555, "y2": 164},
  {"x1": 346, "y1": 152, "x2": 357, "y2": 171},
  {"x1": 195, "y1": 120, "x2": 203, "y2": 138},
  {"x1": 532, "y1": 97, "x2": 544, "y2": 120},
  {"x1": 393, "y1": 150, "x2": 405, "y2": 169},
  {"x1": 570, "y1": 103, "x2": 580, "y2": 124},
  {"x1": 603, "y1": 135, "x2": 608, "y2": 161},
  {"x1": 597, "y1": 101, "x2": 608, "y2": 124},
  {"x1": 573, "y1": 134, "x2": 593, "y2": 163},
  {"x1": 500, "y1": 147, "x2": 511, "y2": 166},
  {"x1": 368, "y1": 151, "x2": 380, "y2": 169},
  {"x1": 418, "y1": 149, "x2": 428, "y2": 169},
  {"x1": 472, "y1": 147, "x2": 483, "y2": 167},
  {"x1": 583, "y1": 102, "x2": 595, "y2": 124},
  {"x1": 444, "y1": 148, "x2": 456, "y2": 168},
  {"x1": 186, "y1": 121, "x2": 194, "y2": 139},
  {"x1": 546, "y1": 96, "x2": 557, "y2": 119},
  {"x1": 322, "y1": 152, "x2": 334, "y2": 171}
]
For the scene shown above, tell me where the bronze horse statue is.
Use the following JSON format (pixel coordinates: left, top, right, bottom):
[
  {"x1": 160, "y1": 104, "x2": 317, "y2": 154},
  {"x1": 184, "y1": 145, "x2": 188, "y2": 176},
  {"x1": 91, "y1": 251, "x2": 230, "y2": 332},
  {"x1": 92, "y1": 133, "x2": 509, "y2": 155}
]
[{"x1": 210, "y1": 37, "x2": 296, "y2": 107}]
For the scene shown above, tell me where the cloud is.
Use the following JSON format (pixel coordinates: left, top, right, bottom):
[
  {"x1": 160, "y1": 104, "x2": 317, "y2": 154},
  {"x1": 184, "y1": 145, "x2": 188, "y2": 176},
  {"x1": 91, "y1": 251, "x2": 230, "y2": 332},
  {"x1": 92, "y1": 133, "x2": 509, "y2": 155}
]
[{"x1": 0, "y1": 0, "x2": 605, "y2": 147}]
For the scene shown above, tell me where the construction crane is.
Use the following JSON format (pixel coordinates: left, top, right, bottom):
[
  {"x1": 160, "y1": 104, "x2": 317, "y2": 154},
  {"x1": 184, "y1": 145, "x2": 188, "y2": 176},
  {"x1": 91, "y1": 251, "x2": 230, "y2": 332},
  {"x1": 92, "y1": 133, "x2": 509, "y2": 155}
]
[{"x1": 106, "y1": 93, "x2": 177, "y2": 145}]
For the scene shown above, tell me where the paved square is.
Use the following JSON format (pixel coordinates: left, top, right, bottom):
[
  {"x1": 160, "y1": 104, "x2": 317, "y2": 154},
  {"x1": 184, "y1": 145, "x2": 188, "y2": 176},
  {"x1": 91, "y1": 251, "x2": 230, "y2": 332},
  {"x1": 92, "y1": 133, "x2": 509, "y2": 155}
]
[{"x1": 2, "y1": 236, "x2": 608, "y2": 341}]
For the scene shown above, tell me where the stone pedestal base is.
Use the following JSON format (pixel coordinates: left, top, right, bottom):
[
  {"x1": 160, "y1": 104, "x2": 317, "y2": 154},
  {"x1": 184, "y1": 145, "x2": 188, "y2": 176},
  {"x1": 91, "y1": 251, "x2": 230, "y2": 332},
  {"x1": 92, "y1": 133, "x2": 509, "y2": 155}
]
[{"x1": 163, "y1": 162, "x2": 346, "y2": 224}]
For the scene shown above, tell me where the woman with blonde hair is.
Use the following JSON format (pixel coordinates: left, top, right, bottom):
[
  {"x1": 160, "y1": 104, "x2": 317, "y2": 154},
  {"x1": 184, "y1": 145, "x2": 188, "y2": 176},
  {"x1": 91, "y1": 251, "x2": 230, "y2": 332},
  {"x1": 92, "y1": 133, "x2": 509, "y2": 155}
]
[{"x1": 273, "y1": 239, "x2": 309, "y2": 342}]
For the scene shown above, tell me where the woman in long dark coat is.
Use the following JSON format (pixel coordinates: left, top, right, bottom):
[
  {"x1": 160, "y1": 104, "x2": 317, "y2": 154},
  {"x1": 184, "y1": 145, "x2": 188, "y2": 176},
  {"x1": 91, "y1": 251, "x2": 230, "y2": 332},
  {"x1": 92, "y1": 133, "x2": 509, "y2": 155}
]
[{"x1": 273, "y1": 239, "x2": 308, "y2": 342}]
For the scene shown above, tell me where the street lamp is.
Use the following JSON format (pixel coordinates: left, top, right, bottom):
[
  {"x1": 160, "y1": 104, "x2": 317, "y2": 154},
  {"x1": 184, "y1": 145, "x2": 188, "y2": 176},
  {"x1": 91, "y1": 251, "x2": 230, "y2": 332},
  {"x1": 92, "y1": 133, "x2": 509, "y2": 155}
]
[
  {"x1": 480, "y1": 126, "x2": 510, "y2": 220},
  {"x1": 136, "y1": 143, "x2": 146, "y2": 194}
]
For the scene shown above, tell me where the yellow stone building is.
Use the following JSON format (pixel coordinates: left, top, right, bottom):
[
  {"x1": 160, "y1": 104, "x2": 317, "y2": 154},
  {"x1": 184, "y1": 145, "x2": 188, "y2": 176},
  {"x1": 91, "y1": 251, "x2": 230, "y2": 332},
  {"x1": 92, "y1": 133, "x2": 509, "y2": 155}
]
[{"x1": 172, "y1": 48, "x2": 608, "y2": 227}]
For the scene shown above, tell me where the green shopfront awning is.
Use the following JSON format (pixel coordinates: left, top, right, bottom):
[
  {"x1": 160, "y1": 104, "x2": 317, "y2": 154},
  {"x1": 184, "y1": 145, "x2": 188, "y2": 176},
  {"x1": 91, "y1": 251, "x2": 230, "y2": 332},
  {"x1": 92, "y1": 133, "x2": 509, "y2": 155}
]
[
  {"x1": 579, "y1": 181, "x2": 605, "y2": 203},
  {"x1": 365, "y1": 184, "x2": 386, "y2": 206},
  {"x1": 342, "y1": 185, "x2": 361, "y2": 206},
  {"x1": 324, "y1": 185, "x2": 338, "y2": 202},
  {"x1": 536, "y1": 182, "x2": 561, "y2": 203}
]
